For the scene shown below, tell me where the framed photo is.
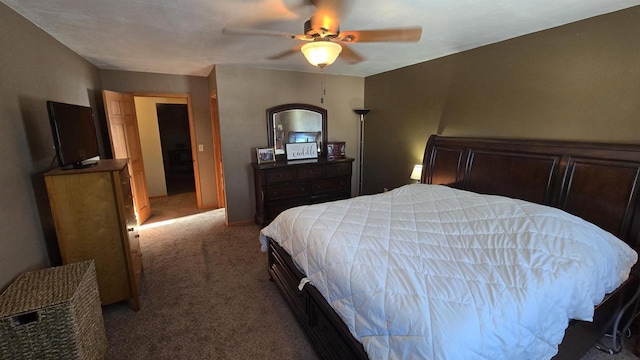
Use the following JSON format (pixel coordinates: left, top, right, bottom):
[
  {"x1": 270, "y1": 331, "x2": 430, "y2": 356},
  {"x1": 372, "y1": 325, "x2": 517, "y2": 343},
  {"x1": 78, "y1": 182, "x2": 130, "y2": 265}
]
[
  {"x1": 286, "y1": 142, "x2": 318, "y2": 160},
  {"x1": 256, "y1": 147, "x2": 276, "y2": 164},
  {"x1": 326, "y1": 141, "x2": 346, "y2": 160}
]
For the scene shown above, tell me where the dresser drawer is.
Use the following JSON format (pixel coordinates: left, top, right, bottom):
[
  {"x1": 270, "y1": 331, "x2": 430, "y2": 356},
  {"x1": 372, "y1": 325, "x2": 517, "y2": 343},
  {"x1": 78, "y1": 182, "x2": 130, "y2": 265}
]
[
  {"x1": 325, "y1": 163, "x2": 352, "y2": 177},
  {"x1": 254, "y1": 158, "x2": 354, "y2": 226},
  {"x1": 131, "y1": 251, "x2": 142, "y2": 289},
  {"x1": 266, "y1": 169, "x2": 297, "y2": 184},
  {"x1": 120, "y1": 169, "x2": 132, "y2": 197},
  {"x1": 298, "y1": 165, "x2": 324, "y2": 180},
  {"x1": 266, "y1": 183, "x2": 311, "y2": 200},
  {"x1": 312, "y1": 177, "x2": 350, "y2": 194},
  {"x1": 128, "y1": 228, "x2": 140, "y2": 254}
]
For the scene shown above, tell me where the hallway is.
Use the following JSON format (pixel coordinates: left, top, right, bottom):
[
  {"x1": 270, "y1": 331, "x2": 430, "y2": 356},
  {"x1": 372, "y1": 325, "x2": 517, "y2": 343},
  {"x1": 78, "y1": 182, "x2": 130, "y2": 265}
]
[{"x1": 142, "y1": 192, "x2": 213, "y2": 227}]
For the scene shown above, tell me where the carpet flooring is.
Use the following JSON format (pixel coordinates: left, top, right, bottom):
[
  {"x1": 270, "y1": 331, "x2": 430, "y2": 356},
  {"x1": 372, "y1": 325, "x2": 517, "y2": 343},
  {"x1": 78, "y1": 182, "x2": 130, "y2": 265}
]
[{"x1": 102, "y1": 193, "x2": 639, "y2": 359}]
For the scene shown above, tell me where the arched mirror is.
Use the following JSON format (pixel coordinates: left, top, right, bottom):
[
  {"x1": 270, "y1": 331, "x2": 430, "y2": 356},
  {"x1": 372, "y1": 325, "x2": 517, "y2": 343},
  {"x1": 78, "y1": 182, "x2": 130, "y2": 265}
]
[{"x1": 266, "y1": 103, "x2": 327, "y2": 160}]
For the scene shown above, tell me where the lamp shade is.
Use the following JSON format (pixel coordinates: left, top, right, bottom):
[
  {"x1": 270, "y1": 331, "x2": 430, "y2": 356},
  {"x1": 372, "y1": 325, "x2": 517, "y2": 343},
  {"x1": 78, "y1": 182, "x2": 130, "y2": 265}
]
[
  {"x1": 301, "y1": 41, "x2": 342, "y2": 68},
  {"x1": 410, "y1": 164, "x2": 423, "y2": 181}
]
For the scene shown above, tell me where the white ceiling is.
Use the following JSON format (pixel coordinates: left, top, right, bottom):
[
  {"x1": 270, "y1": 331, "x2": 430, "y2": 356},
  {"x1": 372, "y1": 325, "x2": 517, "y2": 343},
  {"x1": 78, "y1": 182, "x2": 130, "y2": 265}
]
[{"x1": 3, "y1": 0, "x2": 639, "y2": 77}]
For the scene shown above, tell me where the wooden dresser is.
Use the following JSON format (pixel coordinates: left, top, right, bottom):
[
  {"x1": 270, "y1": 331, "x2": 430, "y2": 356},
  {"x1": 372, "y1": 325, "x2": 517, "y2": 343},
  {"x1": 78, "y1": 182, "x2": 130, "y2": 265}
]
[
  {"x1": 44, "y1": 159, "x2": 142, "y2": 310},
  {"x1": 253, "y1": 157, "x2": 354, "y2": 226}
]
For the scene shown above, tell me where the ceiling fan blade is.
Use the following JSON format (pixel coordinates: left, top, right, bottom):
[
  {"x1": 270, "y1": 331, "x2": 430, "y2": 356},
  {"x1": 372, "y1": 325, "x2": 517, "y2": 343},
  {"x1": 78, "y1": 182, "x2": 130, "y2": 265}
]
[
  {"x1": 339, "y1": 27, "x2": 422, "y2": 43},
  {"x1": 309, "y1": 0, "x2": 351, "y2": 33},
  {"x1": 222, "y1": 27, "x2": 308, "y2": 40},
  {"x1": 284, "y1": 0, "x2": 314, "y2": 10},
  {"x1": 311, "y1": 0, "x2": 351, "y2": 18},
  {"x1": 336, "y1": 42, "x2": 365, "y2": 64},
  {"x1": 280, "y1": 0, "x2": 317, "y2": 20},
  {"x1": 283, "y1": 0, "x2": 312, "y2": 8},
  {"x1": 267, "y1": 44, "x2": 305, "y2": 60}
]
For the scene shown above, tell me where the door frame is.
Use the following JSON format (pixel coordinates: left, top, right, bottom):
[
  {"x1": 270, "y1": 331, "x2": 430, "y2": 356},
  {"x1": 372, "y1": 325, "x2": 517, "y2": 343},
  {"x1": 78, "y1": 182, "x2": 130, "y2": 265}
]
[
  {"x1": 133, "y1": 92, "x2": 203, "y2": 208},
  {"x1": 210, "y1": 91, "x2": 225, "y2": 209}
]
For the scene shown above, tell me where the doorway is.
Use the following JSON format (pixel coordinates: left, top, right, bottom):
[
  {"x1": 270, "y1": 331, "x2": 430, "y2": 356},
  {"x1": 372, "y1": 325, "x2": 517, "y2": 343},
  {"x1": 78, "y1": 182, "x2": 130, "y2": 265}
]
[
  {"x1": 156, "y1": 103, "x2": 194, "y2": 195},
  {"x1": 133, "y1": 95, "x2": 205, "y2": 224}
]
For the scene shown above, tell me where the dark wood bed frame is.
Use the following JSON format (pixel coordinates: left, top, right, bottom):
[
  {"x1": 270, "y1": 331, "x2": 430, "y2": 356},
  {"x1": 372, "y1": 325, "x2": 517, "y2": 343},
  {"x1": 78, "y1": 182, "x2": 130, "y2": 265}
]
[{"x1": 267, "y1": 135, "x2": 640, "y2": 359}]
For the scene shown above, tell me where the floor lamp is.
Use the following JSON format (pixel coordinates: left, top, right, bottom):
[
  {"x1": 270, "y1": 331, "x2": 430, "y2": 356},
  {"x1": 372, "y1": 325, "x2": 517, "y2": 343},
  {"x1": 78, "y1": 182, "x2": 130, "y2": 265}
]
[{"x1": 353, "y1": 109, "x2": 370, "y2": 196}]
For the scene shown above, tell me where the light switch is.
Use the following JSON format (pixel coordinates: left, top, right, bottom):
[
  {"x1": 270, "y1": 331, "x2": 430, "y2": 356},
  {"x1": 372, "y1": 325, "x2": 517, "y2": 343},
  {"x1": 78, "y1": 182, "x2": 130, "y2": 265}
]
[{"x1": 198, "y1": 144, "x2": 204, "y2": 152}]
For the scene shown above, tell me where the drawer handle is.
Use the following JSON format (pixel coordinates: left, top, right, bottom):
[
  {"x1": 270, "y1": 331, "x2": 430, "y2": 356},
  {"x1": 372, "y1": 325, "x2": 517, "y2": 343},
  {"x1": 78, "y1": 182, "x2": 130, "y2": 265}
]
[
  {"x1": 128, "y1": 227, "x2": 135, "y2": 232},
  {"x1": 12, "y1": 312, "x2": 39, "y2": 326},
  {"x1": 135, "y1": 235, "x2": 140, "y2": 238}
]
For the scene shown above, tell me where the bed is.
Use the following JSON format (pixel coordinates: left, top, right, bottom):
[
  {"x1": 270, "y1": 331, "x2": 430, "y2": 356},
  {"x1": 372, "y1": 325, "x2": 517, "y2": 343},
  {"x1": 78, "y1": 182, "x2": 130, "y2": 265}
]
[{"x1": 259, "y1": 135, "x2": 640, "y2": 359}]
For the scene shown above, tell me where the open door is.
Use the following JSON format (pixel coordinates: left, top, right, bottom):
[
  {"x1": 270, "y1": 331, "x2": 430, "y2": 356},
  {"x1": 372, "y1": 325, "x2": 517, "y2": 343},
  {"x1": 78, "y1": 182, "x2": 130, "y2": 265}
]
[{"x1": 102, "y1": 90, "x2": 151, "y2": 224}]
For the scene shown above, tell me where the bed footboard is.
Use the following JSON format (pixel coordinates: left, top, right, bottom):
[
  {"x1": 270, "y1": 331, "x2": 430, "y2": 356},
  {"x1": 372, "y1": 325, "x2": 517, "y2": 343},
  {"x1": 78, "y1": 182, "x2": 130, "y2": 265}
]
[{"x1": 267, "y1": 237, "x2": 368, "y2": 360}]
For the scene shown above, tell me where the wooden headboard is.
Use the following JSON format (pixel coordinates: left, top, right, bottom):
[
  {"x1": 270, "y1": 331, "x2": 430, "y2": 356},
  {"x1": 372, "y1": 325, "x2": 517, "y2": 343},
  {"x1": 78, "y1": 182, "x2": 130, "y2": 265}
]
[{"x1": 422, "y1": 135, "x2": 640, "y2": 253}]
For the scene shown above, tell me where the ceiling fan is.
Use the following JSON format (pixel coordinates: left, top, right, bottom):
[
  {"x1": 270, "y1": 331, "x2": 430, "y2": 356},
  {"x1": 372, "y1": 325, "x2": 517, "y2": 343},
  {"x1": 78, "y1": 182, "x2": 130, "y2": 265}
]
[{"x1": 222, "y1": 0, "x2": 422, "y2": 68}]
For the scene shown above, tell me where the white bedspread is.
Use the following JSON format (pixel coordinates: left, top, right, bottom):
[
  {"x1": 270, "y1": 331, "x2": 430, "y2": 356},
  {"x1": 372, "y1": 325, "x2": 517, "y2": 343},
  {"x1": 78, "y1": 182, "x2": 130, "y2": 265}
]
[{"x1": 260, "y1": 184, "x2": 637, "y2": 360}]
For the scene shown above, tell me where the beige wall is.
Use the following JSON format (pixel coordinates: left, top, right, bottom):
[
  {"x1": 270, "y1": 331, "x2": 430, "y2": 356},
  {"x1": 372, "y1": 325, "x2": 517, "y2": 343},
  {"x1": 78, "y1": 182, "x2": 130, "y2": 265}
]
[
  {"x1": 0, "y1": 3, "x2": 103, "y2": 289},
  {"x1": 213, "y1": 65, "x2": 364, "y2": 224},
  {"x1": 134, "y1": 96, "x2": 188, "y2": 197},
  {"x1": 6, "y1": 0, "x2": 635, "y2": 290},
  {"x1": 100, "y1": 70, "x2": 219, "y2": 208},
  {"x1": 364, "y1": 6, "x2": 640, "y2": 194}
]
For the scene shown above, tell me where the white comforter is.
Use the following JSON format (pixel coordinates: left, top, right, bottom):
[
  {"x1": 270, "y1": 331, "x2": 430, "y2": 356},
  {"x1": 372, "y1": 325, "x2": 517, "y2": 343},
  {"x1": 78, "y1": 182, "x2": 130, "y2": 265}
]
[{"x1": 259, "y1": 184, "x2": 637, "y2": 360}]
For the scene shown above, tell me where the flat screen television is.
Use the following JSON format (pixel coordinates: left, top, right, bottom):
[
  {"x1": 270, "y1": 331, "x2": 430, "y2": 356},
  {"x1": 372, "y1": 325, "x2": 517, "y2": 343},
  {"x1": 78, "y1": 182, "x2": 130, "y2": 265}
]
[{"x1": 47, "y1": 101, "x2": 100, "y2": 169}]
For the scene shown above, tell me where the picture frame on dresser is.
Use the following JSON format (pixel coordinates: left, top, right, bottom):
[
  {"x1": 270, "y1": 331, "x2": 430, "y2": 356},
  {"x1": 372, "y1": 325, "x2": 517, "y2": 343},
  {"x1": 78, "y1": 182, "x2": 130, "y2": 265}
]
[
  {"x1": 256, "y1": 147, "x2": 276, "y2": 164},
  {"x1": 326, "y1": 141, "x2": 346, "y2": 160}
]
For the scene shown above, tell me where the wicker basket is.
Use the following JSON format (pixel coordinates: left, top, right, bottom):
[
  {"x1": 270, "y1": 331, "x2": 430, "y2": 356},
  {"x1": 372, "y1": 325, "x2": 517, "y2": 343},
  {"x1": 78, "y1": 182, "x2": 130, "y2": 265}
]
[{"x1": 0, "y1": 260, "x2": 107, "y2": 359}]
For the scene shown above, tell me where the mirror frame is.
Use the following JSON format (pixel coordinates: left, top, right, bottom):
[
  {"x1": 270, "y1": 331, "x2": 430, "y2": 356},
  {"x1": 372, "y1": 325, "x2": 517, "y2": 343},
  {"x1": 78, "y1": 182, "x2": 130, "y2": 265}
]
[{"x1": 266, "y1": 103, "x2": 327, "y2": 161}]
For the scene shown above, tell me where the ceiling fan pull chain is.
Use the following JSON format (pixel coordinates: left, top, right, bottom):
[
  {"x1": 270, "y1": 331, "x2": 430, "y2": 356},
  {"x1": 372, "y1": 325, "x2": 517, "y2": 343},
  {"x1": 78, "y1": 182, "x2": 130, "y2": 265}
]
[{"x1": 320, "y1": 70, "x2": 326, "y2": 104}]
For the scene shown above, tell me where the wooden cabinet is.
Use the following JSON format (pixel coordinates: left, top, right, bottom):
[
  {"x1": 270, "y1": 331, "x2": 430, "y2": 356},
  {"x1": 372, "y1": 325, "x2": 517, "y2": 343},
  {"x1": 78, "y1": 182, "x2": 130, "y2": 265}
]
[
  {"x1": 44, "y1": 159, "x2": 142, "y2": 310},
  {"x1": 253, "y1": 158, "x2": 354, "y2": 226}
]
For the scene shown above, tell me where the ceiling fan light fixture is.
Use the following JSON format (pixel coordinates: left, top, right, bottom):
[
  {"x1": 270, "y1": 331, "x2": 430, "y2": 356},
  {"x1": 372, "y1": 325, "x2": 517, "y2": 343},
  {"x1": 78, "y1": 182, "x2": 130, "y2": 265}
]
[{"x1": 301, "y1": 41, "x2": 342, "y2": 68}]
